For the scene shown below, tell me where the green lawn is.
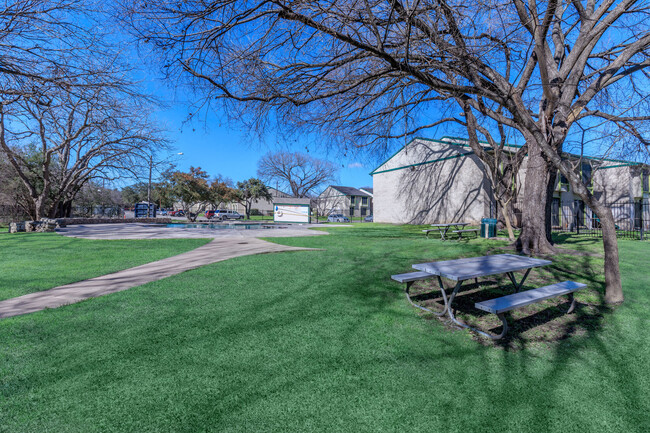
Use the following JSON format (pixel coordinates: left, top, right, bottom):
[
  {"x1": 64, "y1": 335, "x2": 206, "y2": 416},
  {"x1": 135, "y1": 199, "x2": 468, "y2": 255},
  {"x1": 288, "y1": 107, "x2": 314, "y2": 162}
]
[
  {"x1": 0, "y1": 232, "x2": 210, "y2": 301},
  {"x1": 1, "y1": 225, "x2": 649, "y2": 432}
]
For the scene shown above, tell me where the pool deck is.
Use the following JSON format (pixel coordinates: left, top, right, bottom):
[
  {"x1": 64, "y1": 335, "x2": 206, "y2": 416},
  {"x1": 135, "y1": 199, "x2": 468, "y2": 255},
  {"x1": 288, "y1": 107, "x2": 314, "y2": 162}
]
[{"x1": 55, "y1": 223, "x2": 333, "y2": 240}]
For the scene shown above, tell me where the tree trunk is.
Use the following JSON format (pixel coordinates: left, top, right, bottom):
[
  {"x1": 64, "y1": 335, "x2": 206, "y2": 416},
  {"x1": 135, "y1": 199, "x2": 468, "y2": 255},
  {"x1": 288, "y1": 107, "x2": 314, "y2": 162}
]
[
  {"x1": 516, "y1": 141, "x2": 556, "y2": 254},
  {"x1": 594, "y1": 204, "x2": 624, "y2": 303},
  {"x1": 33, "y1": 195, "x2": 45, "y2": 221},
  {"x1": 500, "y1": 201, "x2": 515, "y2": 241},
  {"x1": 570, "y1": 191, "x2": 625, "y2": 304}
]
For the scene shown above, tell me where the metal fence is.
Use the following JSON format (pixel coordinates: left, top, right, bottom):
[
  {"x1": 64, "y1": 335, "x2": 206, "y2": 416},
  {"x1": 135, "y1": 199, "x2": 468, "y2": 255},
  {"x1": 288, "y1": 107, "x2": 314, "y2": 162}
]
[{"x1": 551, "y1": 199, "x2": 650, "y2": 240}]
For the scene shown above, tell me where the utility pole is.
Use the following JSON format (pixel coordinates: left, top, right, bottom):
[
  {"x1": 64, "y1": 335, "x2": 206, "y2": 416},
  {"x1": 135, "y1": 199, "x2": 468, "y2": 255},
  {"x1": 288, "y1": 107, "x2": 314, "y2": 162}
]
[{"x1": 147, "y1": 154, "x2": 153, "y2": 218}]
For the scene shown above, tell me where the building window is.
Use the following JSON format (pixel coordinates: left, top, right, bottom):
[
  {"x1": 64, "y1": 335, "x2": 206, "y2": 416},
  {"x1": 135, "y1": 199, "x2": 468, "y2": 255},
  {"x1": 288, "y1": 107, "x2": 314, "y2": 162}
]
[
  {"x1": 349, "y1": 207, "x2": 355, "y2": 217},
  {"x1": 552, "y1": 198, "x2": 560, "y2": 227},
  {"x1": 581, "y1": 163, "x2": 593, "y2": 188},
  {"x1": 361, "y1": 207, "x2": 367, "y2": 216},
  {"x1": 559, "y1": 173, "x2": 569, "y2": 192},
  {"x1": 362, "y1": 197, "x2": 368, "y2": 206},
  {"x1": 575, "y1": 200, "x2": 585, "y2": 227},
  {"x1": 350, "y1": 196, "x2": 355, "y2": 205}
]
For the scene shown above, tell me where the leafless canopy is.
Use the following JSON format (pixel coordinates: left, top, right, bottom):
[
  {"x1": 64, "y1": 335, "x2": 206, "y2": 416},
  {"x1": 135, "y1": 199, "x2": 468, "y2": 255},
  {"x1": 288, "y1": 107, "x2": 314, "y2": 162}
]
[
  {"x1": 0, "y1": 81, "x2": 166, "y2": 219},
  {"x1": 257, "y1": 151, "x2": 338, "y2": 197},
  {"x1": 125, "y1": 0, "x2": 650, "y2": 156},
  {"x1": 0, "y1": 0, "x2": 167, "y2": 220}
]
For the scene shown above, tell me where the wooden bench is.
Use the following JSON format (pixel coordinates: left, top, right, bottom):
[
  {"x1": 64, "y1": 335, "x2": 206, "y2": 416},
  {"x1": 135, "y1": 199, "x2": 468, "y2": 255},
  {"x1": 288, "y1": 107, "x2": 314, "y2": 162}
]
[
  {"x1": 452, "y1": 228, "x2": 479, "y2": 239},
  {"x1": 474, "y1": 281, "x2": 587, "y2": 339}
]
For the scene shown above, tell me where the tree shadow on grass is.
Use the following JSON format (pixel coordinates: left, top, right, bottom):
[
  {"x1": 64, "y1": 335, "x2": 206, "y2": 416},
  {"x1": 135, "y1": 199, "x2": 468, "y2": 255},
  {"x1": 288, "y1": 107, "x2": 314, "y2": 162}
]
[{"x1": 403, "y1": 246, "x2": 611, "y2": 351}]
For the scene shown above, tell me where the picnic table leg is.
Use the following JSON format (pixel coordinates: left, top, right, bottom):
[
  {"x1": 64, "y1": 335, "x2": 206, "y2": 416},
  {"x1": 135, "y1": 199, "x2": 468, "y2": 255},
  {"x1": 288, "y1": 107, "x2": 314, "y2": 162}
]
[
  {"x1": 505, "y1": 269, "x2": 532, "y2": 293},
  {"x1": 566, "y1": 292, "x2": 577, "y2": 314},
  {"x1": 404, "y1": 281, "x2": 448, "y2": 316},
  {"x1": 444, "y1": 279, "x2": 509, "y2": 340}
]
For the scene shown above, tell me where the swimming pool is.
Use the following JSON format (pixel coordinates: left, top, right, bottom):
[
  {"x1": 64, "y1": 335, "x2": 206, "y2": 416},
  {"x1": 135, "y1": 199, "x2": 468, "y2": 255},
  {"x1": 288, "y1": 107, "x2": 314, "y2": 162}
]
[{"x1": 164, "y1": 223, "x2": 277, "y2": 230}]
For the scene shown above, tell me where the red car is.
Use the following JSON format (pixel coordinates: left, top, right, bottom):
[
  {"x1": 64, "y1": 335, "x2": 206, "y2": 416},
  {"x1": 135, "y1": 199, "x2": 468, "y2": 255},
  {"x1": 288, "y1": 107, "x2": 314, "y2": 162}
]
[{"x1": 169, "y1": 210, "x2": 185, "y2": 216}]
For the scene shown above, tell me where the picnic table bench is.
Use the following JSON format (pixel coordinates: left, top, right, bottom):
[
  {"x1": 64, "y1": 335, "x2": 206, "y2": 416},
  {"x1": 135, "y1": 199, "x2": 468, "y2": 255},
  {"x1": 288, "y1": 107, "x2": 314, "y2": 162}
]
[
  {"x1": 422, "y1": 222, "x2": 469, "y2": 241},
  {"x1": 474, "y1": 281, "x2": 586, "y2": 337},
  {"x1": 452, "y1": 228, "x2": 480, "y2": 239},
  {"x1": 392, "y1": 254, "x2": 587, "y2": 339}
]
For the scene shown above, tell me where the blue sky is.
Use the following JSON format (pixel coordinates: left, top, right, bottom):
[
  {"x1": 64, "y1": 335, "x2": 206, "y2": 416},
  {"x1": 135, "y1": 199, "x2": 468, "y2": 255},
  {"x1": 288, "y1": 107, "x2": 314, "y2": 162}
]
[{"x1": 148, "y1": 90, "x2": 375, "y2": 192}]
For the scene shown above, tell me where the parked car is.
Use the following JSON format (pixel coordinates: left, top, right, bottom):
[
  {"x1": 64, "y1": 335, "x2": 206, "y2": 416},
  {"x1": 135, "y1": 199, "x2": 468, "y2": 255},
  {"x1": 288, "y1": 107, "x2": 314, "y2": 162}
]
[
  {"x1": 205, "y1": 210, "x2": 217, "y2": 219},
  {"x1": 328, "y1": 213, "x2": 350, "y2": 223},
  {"x1": 363, "y1": 214, "x2": 373, "y2": 222},
  {"x1": 169, "y1": 210, "x2": 185, "y2": 217},
  {"x1": 160, "y1": 209, "x2": 168, "y2": 216},
  {"x1": 221, "y1": 210, "x2": 245, "y2": 220},
  {"x1": 211, "y1": 209, "x2": 244, "y2": 220},
  {"x1": 209, "y1": 209, "x2": 228, "y2": 220}
]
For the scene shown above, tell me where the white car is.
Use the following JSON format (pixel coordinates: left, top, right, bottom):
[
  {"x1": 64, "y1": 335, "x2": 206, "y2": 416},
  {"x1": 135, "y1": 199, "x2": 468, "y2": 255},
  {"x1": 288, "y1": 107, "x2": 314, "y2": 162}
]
[
  {"x1": 215, "y1": 210, "x2": 244, "y2": 220},
  {"x1": 327, "y1": 213, "x2": 350, "y2": 223}
]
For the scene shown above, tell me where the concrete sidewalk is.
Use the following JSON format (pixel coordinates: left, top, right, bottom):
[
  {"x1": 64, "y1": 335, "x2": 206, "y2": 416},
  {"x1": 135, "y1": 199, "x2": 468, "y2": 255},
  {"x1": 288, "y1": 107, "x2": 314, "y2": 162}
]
[{"x1": 0, "y1": 237, "x2": 317, "y2": 319}]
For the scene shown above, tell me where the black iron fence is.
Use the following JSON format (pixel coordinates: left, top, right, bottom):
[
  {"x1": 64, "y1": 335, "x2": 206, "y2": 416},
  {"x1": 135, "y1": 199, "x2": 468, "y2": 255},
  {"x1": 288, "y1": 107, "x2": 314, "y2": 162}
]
[{"x1": 551, "y1": 199, "x2": 650, "y2": 240}]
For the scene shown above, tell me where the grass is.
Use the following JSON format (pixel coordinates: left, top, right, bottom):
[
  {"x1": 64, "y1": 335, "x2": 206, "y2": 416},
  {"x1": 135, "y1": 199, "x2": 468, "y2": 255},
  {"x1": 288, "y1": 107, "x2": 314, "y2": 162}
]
[
  {"x1": 0, "y1": 232, "x2": 210, "y2": 301},
  {"x1": 1, "y1": 225, "x2": 649, "y2": 431}
]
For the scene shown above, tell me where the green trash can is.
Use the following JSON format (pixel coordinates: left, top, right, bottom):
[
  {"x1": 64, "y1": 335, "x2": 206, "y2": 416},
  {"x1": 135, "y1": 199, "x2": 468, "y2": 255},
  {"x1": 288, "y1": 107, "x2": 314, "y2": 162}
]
[{"x1": 480, "y1": 218, "x2": 497, "y2": 238}]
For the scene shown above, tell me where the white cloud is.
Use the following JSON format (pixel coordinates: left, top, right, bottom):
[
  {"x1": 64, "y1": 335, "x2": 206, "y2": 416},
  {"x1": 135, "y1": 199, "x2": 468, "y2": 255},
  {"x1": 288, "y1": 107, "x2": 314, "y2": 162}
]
[{"x1": 348, "y1": 162, "x2": 364, "y2": 169}]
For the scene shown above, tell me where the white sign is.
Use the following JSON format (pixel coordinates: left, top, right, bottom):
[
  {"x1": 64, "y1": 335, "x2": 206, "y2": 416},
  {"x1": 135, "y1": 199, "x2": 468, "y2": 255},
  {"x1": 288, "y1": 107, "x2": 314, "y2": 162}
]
[{"x1": 274, "y1": 204, "x2": 310, "y2": 223}]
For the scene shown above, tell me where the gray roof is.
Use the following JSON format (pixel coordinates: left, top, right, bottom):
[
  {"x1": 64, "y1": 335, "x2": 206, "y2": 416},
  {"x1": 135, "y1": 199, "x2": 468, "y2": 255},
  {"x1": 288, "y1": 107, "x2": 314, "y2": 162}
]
[
  {"x1": 273, "y1": 197, "x2": 311, "y2": 205},
  {"x1": 330, "y1": 186, "x2": 372, "y2": 197}
]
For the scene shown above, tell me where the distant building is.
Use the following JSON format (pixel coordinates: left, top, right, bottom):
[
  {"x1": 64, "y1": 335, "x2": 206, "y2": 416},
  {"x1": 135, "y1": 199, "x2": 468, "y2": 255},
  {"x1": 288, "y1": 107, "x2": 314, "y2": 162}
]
[
  {"x1": 371, "y1": 136, "x2": 650, "y2": 229},
  {"x1": 359, "y1": 187, "x2": 373, "y2": 197},
  {"x1": 227, "y1": 187, "x2": 293, "y2": 216},
  {"x1": 317, "y1": 186, "x2": 373, "y2": 217}
]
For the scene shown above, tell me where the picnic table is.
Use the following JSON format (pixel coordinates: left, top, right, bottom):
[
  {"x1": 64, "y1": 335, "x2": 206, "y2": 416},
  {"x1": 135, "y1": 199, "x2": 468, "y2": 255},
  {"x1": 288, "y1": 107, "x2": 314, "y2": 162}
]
[
  {"x1": 422, "y1": 222, "x2": 469, "y2": 241},
  {"x1": 411, "y1": 254, "x2": 552, "y2": 338}
]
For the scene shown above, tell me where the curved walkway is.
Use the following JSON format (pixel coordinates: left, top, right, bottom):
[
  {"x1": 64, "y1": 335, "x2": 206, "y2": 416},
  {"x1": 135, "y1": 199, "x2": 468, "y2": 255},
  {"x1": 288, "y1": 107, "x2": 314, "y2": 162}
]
[{"x1": 0, "y1": 234, "x2": 321, "y2": 319}]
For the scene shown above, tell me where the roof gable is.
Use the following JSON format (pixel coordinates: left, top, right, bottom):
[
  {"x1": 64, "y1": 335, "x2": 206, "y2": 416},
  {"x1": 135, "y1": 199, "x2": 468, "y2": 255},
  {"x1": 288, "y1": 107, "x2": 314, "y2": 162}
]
[
  {"x1": 370, "y1": 135, "x2": 648, "y2": 176},
  {"x1": 330, "y1": 185, "x2": 372, "y2": 197}
]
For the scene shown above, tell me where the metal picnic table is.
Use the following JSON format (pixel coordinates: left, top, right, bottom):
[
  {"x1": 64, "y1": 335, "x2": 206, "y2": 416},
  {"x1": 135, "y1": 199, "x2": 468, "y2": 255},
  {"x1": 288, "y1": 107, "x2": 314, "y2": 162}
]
[
  {"x1": 411, "y1": 254, "x2": 552, "y2": 338},
  {"x1": 424, "y1": 222, "x2": 469, "y2": 241}
]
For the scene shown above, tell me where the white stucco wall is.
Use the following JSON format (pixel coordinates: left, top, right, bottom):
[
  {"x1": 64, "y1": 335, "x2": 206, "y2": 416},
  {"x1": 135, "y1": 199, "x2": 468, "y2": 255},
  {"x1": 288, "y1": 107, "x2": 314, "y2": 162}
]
[
  {"x1": 373, "y1": 139, "x2": 491, "y2": 224},
  {"x1": 593, "y1": 166, "x2": 632, "y2": 203},
  {"x1": 372, "y1": 137, "x2": 650, "y2": 228}
]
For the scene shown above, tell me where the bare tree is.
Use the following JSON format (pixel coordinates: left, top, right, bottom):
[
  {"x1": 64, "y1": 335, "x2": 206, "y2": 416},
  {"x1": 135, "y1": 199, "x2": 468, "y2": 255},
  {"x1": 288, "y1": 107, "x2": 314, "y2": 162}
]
[
  {"x1": 0, "y1": 83, "x2": 165, "y2": 220},
  {"x1": 257, "y1": 151, "x2": 338, "y2": 197},
  {"x1": 0, "y1": 1, "x2": 131, "y2": 95},
  {"x1": 0, "y1": 0, "x2": 166, "y2": 220},
  {"x1": 124, "y1": 0, "x2": 650, "y2": 303}
]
